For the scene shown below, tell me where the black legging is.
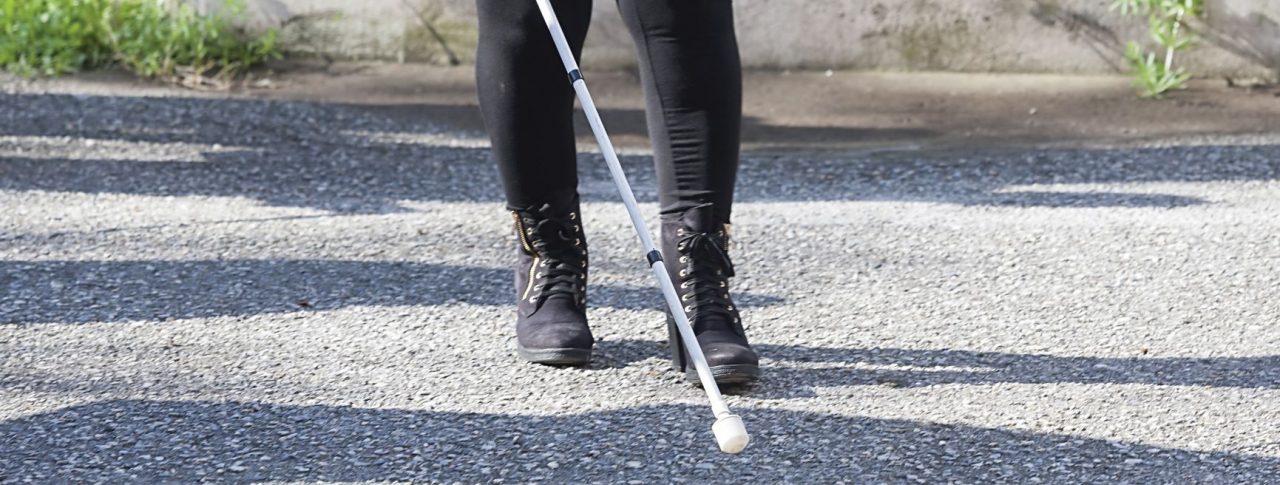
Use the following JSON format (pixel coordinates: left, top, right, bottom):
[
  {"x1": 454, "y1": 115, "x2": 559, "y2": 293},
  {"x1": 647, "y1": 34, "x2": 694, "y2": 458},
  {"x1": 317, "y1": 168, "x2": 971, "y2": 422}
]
[{"x1": 475, "y1": 0, "x2": 742, "y2": 223}]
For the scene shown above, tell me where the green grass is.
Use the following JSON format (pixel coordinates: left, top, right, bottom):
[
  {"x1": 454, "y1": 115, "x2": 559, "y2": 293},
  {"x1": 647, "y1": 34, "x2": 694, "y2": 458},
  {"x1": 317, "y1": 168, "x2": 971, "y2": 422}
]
[{"x1": 1, "y1": 0, "x2": 279, "y2": 82}]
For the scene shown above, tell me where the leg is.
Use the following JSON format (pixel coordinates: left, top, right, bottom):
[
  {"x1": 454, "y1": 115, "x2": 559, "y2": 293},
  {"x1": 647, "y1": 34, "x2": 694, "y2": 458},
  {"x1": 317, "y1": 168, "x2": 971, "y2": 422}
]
[
  {"x1": 616, "y1": 0, "x2": 742, "y2": 223},
  {"x1": 618, "y1": 0, "x2": 756, "y2": 385},
  {"x1": 475, "y1": 0, "x2": 593, "y2": 211},
  {"x1": 476, "y1": 0, "x2": 596, "y2": 365}
]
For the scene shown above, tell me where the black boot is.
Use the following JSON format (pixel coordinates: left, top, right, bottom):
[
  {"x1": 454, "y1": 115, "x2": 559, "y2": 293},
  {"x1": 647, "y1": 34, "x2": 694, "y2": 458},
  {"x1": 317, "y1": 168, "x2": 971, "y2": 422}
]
[
  {"x1": 510, "y1": 198, "x2": 592, "y2": 365},
  {"x1": 663, "y1": 203, "x2": 759, "y2": 385}
]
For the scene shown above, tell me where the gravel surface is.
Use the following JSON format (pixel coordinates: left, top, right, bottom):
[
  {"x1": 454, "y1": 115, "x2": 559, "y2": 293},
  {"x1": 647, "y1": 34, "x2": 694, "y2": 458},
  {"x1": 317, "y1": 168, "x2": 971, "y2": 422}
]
[{"x1": 2, "y1": 85, "x2": 1279, "y2": 484}]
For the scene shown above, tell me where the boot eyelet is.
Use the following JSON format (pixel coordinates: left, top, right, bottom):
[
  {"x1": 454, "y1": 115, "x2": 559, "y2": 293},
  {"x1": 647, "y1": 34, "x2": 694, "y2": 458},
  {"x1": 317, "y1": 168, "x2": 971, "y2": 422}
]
[
  {"x1": 528, "y1": 296, "x2": 537, "y2": 303},
  {"x1": 679, "y1": 269, "x2": 688, "y2": 277},
  {"x1": 680, "y1": 281, "x2": 691, "y2": 288},
  {"x1": 681, "y1": 294, "x2": 691, "y2": 301},
  {"x1": 677, "y1": 228, "x2": 685, "y2": 235},
  {"x1": 574, "y1": 238, "x2": 581, "y2": 246},
  {"x1": 570, "y1": 212, "x2": 577, "y2": 220},
  {"x1": 580, "y1": 261, "x2": 587, "y2": 267},
  {"x1": 534, "y1": 285, "x2": 543, "y2": 290},
  {"x1": 535, "y1": 272, "x2": 544, "y2": 278},
  {"x1": 684, "y1": 305, "x2": 693, "y2": 312},
  {"x1": 678, "y1": 256, "x2": 687, "y2": 263},
  {"x1": 727, "y1": 305, "x2": 734, "y2": 311},
  {"x1": 677, "y1": 243, "x2": 686, "y2": 250}
]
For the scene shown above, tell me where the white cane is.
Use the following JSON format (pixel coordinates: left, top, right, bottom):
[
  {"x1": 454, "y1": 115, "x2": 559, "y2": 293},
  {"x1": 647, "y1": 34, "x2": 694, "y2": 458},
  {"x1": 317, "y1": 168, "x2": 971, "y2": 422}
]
[{"x1": 533, "y1": 0, "x2": 750, "y2": 454}]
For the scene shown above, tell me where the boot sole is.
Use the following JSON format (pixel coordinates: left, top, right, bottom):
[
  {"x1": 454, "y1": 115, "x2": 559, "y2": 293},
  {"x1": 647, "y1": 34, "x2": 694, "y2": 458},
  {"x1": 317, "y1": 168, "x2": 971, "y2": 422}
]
[
  {"x1": 517, "y1": 345, "x2": 592, "y2": 366},
  {"x1": 684, "y1": 364, "x2": 759, "y2": 386}
]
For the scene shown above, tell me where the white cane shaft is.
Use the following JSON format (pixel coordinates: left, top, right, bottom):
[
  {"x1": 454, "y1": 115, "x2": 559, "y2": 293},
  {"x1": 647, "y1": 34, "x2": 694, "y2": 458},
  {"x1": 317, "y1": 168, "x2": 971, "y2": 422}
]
[
  {"x1": 650, "y1": 263, "x2": 733, "y2": 417},
  {"x1": 535, "y1": 0, "x2": 656, "y2": 254},
  {"x1": 576, "y1": 72, "x2": 729, "y2": 417},
  {"x1": 572, "y1": 82, "x2": 658, "y2": 253},
  {"x1": 534, "y1": 0, "x2": 580, "y2": 74}
]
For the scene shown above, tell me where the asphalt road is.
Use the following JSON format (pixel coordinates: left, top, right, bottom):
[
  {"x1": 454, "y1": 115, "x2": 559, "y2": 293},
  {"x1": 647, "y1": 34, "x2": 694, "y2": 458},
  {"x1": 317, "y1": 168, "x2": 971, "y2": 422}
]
[{"x1": 2, "y1": 84, "x2": 1279, "y2": 484}]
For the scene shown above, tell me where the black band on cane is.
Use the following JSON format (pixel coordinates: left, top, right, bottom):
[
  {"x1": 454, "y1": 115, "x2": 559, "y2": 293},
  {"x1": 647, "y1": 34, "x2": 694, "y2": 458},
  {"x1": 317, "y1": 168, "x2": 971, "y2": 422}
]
[
  {"x1": 568, "y1": 69, "x2": 583, "y2": 83},
  {"x1": 646, "y1": 250, "x2": 663, "y2": 266}
]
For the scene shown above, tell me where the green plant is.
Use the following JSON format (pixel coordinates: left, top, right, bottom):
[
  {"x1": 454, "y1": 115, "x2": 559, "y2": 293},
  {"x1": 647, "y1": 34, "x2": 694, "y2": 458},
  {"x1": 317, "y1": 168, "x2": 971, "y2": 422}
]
[
  {"x1": 0, "y1": 0, "x2": 279, "y2": 84},
  {"x1": 1110, "y1": 0, "x2": 1204, "y2": 98},
  {"x1": 0, "y1": 0, "x2": 109, "y2": 76}
]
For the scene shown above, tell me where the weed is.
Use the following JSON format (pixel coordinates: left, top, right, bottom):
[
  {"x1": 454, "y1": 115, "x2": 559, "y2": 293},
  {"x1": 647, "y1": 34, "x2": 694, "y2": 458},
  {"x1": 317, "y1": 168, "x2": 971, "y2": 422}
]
[
  {"x1": 1111, "y1": 0, "x2": 1204, "y2": 98},
  {"x1": 0, "y1": 0, "x2": 279, "y2": 84}
]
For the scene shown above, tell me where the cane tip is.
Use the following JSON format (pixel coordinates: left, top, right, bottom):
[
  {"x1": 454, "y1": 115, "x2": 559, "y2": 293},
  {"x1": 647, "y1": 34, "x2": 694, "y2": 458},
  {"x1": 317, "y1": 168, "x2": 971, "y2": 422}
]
[{"x1": 712, "y1": 414, "x2": 750, "y2": 454}]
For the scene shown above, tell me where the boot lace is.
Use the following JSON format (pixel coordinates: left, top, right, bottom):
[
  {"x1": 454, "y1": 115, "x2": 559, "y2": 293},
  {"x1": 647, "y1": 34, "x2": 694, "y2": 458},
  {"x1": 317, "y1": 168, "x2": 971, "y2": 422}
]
[
  {"x1": 522, "y1": 210, "x2": 587, "y2": 306},
  {"x1": 676, "y1": 230, "x2": 737, "y2": 323}
]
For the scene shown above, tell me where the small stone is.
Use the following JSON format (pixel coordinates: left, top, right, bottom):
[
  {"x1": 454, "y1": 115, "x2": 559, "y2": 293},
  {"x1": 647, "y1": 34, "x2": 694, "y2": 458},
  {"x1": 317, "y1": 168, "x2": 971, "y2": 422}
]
[{"x1": 625, "y1": 461, "x2": 643, "y2": 469}]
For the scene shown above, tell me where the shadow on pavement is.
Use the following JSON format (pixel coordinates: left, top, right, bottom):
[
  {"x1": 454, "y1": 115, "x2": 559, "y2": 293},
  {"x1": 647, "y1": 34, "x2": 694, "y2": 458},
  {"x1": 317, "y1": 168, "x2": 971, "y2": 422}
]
[
  {"x1": 592, "y1": 340, "x2": 1280, "y2": 392},
  {"x1": 0, "y1": 260, "x2": 784, "y2": 325},
  {"x1": 2, "y1": 93, "x2": 1278, "y2": 213},
  {"x1": 1, "y1": 399, "x2": 1275, "y2": 483},
  {"x1": 753, "y1": 343, "x2": 1280, "y2": 394}
]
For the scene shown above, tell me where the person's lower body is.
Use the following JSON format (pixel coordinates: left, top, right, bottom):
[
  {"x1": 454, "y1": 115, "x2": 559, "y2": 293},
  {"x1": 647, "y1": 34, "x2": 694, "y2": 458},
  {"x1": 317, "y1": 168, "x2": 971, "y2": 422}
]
[{"x1": 475, "y1": 0, "x2": 757, "y2": 384}]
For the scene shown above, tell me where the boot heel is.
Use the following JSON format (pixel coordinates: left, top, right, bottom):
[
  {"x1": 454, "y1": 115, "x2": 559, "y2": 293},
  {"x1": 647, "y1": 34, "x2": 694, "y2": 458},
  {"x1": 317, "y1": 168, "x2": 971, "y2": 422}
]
[{"x1": 666, "y1": 313, "x2": 687, "y2": 372}]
